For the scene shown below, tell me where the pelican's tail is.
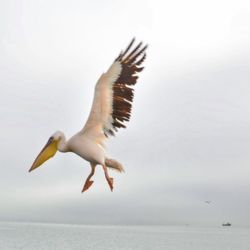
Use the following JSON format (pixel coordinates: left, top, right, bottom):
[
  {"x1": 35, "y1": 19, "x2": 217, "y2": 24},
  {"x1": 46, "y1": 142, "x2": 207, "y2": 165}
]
[{"x1": 105, "y1": 158, "x2": 124, "y2": 173}]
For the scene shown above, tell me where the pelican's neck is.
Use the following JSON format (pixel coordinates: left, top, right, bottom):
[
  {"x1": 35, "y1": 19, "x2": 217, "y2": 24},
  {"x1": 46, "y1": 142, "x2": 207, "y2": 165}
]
[{"x1": 57, "y1": 132, "x2": 69, "y2": 152}]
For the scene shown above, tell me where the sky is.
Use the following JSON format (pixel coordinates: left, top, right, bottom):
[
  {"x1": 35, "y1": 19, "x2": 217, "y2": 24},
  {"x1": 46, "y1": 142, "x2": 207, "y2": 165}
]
[{"x1": 1, "y1": 0, "x2": 250, "y2": 226}]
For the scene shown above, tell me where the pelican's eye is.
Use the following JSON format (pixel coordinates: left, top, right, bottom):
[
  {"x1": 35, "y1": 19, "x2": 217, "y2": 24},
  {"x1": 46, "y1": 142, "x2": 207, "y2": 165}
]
[{"x1": 48, "y1": 137, "x2": 54, "y2": 142}]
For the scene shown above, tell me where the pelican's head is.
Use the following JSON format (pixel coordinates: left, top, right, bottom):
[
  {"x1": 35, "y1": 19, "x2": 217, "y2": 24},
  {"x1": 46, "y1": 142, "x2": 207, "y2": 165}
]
[{"x1": 29, "y1": 131, "x2": 63, "y2": 172}]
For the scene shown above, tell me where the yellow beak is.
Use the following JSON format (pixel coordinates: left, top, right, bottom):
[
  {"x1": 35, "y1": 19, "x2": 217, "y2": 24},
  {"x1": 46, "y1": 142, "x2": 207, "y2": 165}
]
[{"x1": 29, "y1": 137, "x2": 58, "y2": 172}]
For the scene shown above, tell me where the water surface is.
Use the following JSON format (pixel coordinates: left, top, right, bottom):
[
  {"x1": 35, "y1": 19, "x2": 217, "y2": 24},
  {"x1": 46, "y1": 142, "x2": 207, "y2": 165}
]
[{"x1": 0, "y1": 222, "x2": 249, "y2": 250}]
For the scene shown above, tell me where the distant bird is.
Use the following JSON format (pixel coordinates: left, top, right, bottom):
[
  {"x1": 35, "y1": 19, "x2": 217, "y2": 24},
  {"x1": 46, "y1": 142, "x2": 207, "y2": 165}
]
[
  {"x1": 29, "y1": 38, "x2": 148, "y2": 192},
  {"x1": 205, "y1": 201, "x2": 212, "y2": 204}
]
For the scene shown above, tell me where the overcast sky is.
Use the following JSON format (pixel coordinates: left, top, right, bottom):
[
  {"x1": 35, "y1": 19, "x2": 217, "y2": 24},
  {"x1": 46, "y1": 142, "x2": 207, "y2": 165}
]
[{"x1": 1, "y1": 0, "x2": 250, "y2": 226}]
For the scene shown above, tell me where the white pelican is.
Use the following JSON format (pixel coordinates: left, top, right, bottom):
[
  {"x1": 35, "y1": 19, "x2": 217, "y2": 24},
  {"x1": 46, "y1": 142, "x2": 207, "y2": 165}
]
[{"x1": 29, "y1": 38, "x2": 148, "y2": 192}]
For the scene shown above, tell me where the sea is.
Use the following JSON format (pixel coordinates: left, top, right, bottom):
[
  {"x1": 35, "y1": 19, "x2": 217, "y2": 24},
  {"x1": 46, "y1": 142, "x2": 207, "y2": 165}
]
[{"x1": 0, "y1": 222, "x2": 249, "y2": 250}]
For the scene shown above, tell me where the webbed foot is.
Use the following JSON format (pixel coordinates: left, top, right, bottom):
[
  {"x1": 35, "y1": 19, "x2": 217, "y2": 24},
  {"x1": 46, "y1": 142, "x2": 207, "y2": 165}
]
[
  {"x1": 82, "y1": 180, "x2": 94, "y2": 193},
  {"x1": 108, "y1": 177, "x2": 114, "y2": 192}
]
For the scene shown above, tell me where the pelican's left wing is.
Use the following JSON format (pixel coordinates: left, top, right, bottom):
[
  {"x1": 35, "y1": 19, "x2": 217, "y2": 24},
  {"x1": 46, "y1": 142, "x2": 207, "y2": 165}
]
[{"x1": 81, "y1": 39, "x2": 147, "y2": 140}]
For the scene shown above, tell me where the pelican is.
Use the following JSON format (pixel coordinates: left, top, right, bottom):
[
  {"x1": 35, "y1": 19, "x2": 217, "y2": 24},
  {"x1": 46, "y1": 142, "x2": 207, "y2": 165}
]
[{"x1": 29, "y1": 38, "x2": 148, "y2": 192}]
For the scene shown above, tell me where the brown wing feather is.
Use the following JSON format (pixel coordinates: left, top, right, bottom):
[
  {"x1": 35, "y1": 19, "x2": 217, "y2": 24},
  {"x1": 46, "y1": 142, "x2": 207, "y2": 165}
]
[{"x1": 106, "y1": 39, "x2": 148, "y2": 136}]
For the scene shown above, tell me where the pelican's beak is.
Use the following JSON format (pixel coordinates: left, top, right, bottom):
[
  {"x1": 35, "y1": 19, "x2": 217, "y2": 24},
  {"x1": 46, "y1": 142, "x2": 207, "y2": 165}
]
[{"x1": 29, "y1": 137, "x2": 58, "y2": 172}]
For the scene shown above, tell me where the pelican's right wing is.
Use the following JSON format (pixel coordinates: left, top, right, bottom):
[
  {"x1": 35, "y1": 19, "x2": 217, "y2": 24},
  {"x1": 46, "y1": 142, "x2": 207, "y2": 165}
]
[{"x1": 81, "y1": 39, "x2": 147, "y2": 141}]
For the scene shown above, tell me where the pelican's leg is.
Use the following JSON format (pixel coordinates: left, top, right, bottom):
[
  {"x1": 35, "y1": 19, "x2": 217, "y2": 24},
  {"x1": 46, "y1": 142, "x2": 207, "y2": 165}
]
[
  {"x1": 102, "y1": 164, "x2": 114, "y2": 192},
  {"x1": 82, "y1": 163, "x2": 96, "y2": 193}
]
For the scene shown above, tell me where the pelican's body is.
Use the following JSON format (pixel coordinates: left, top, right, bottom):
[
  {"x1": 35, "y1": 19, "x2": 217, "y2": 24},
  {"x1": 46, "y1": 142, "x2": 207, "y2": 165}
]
[
  {"x1": 29, "y1": 39, "x2": 148, "y2": 192},
  {"x1": 67, "y1": 132, "x2": 106, "y2": 164}
]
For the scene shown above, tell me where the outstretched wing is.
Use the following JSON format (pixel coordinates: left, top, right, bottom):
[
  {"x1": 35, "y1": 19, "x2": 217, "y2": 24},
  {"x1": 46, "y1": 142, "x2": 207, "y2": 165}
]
[{"x1": 81, "y1": 38, "x2": 147, "y2": 140}]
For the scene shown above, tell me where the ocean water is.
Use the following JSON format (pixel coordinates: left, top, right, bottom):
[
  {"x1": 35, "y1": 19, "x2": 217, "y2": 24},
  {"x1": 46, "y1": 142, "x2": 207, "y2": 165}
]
[{"x1": 0, "y1": 222, "x2": 249, "y2": 250}]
